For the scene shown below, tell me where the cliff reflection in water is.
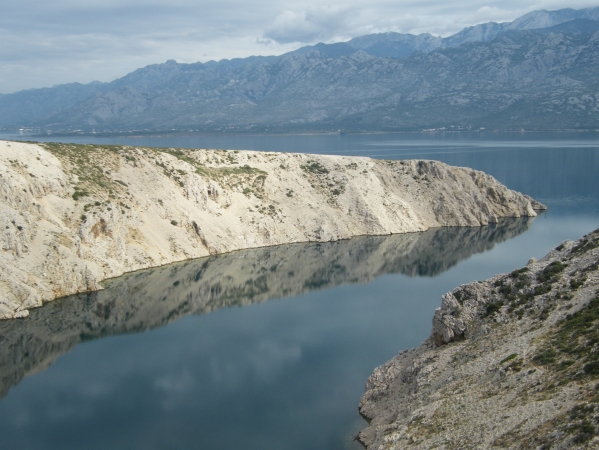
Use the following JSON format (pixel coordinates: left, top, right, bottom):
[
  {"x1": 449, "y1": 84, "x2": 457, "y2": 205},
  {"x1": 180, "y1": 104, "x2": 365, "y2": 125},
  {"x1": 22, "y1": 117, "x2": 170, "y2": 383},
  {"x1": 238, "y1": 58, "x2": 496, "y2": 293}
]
[{"x1": 0, "y1": 217, "x2": 534, "y2": 399}]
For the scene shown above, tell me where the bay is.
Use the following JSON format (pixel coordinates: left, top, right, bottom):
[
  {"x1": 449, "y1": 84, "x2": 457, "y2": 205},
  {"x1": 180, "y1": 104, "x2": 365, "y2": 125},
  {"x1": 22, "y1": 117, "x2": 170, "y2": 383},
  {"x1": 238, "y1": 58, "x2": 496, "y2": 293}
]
[{"x1": 0, "y1": 132, "x2": 597, "y2": 449}]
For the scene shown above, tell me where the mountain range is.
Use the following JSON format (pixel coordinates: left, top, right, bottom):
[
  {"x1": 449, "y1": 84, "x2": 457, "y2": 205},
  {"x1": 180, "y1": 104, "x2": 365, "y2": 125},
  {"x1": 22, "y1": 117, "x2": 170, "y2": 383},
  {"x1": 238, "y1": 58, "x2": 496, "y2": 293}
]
[{"x1": 1, "y1": 7, "x2": 599, "y2": 133}]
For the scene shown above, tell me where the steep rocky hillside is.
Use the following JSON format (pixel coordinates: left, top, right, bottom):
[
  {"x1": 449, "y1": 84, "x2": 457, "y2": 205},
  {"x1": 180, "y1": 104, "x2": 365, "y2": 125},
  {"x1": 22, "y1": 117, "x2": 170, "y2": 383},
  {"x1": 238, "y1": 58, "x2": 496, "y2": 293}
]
[
  {"x1": 0, "y1": 218, "x2": 533, "y2": 400},
  {"x1": 0, "y1": 140, "x2": 541, "y2": 319},
  {"x1": 359, "y1": 228, "x2": 599, "y2": 449}
]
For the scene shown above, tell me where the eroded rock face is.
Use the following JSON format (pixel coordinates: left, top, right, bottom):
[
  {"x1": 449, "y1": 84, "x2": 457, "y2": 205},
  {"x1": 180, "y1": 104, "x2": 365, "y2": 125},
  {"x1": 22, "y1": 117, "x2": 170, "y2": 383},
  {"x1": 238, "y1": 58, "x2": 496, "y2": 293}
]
[
  {"x1": 358, "y1": 229, "x2": 599, "y2": 449},
  {"x1": 0, "y1": 140, "x2": 542, "y2": 319}
]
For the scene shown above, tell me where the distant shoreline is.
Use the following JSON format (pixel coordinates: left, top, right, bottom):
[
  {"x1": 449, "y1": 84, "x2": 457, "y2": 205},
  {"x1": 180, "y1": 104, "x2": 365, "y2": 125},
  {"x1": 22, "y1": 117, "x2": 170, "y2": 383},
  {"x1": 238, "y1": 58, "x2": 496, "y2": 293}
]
[{"x1": 2, "y1": 128, "x2": 599, "y2": 141}]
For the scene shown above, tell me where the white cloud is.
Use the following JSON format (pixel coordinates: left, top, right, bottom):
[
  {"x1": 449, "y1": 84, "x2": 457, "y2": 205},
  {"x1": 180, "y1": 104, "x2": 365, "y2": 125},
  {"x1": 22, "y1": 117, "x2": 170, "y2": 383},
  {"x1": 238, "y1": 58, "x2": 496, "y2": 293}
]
[{"x1": 263, "y1": 6, "x2": 358, "y2": 44}]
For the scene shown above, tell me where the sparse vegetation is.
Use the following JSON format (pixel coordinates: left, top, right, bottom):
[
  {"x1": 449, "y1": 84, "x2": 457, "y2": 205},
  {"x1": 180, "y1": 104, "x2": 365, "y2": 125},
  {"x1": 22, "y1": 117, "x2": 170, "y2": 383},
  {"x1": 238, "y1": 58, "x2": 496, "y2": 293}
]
[
  {"x1": 532, "y1": 292, "x2": 599, "y2": 380},
  {"x1": 301, "y1": 161, "x2": 329, "y2": 175},
  {"x1": 41, "y1": 143, "x2": 127, "y2": 202},
  {"x1": 538, "y1": 261, "x2": 566, "y2": 283},
  {"x1": 484, "y1": 301, "x2": 503, "y2": 317},
  {"x1": 500, "y1": 353, "x2": 519, "y2": 365},
  {"x1": 570, "y1": 234, "x2": 599, "y2": 257}
]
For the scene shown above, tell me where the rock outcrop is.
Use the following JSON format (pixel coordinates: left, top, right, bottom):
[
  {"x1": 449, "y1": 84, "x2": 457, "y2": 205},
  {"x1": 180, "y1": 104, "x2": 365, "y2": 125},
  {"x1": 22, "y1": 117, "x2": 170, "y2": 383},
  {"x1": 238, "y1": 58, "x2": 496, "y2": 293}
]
[
  {"x1": 0, "y1": 140, "x2": 541, "y2": 319},
  {"x1": 358, "y1": 228, "x2": 599, "y2": 449}
]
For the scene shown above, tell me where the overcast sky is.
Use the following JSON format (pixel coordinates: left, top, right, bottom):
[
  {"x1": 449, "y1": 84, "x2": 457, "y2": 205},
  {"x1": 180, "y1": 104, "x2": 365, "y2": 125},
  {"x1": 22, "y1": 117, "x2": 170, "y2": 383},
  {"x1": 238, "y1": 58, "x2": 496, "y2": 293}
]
[{"x1": 1, "y1": 0, "x2": 597, "y2": 93}]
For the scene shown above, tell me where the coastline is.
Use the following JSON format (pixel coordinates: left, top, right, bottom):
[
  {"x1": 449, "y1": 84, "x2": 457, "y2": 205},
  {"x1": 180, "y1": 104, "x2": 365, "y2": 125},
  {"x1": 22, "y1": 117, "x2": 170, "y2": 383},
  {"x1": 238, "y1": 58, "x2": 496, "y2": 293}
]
[
  {"x1": 2, "y1": 129, "x2": 599, "y2": 141},
  {"x1": 0, "y1": 140, "x2": 541, "y2": 319}
]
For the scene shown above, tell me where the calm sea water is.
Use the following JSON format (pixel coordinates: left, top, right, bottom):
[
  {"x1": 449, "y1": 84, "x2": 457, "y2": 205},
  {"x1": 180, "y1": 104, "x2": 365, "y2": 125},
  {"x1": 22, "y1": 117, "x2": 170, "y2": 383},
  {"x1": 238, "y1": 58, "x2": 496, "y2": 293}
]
[{"x1": 0, "y1": 132, "x2": 598, "y2": 449}]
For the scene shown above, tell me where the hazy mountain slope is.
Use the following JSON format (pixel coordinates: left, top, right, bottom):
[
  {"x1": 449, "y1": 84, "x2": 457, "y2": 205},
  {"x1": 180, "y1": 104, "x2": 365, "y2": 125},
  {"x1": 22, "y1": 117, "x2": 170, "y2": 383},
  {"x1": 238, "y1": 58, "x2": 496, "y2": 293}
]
[
  {"x1": 1, "y1": 10, "x2": 598, "y2": 132},
  {"x1": 293, "y1": 33, "x2": 443, "y2": 60},
  {"x1": 30, "y1": 22, "x2": 599, "y2": 132},
  {"x1": 376, "y1": 23, "x2": 599, "y2": 131},
  {"x1": 293, "y1": 7, "x2": 599, "y2": 62},
  {"x1": 443, "y1": 6, "x2": 599, "y2": 48},
  {"x1": 39, "y1": 51, "x2": 404, "y2": 130},
  {"x1": 0, "y1": 82, "x2": 108, "y2": 127}
]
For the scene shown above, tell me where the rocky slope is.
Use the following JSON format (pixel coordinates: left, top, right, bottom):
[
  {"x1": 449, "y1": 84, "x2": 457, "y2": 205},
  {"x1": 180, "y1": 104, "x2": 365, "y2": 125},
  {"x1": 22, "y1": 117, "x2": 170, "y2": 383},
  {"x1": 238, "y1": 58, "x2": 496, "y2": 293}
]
[
  {"x1": 358, "y1": 228, "x2": 599, "y2": 449},
  {"x1": 0, "y1": 217, "x2": 533, "y2": 400},
  {"x1": 0, "y1": 140, "x2": 541, "y2": 319}
]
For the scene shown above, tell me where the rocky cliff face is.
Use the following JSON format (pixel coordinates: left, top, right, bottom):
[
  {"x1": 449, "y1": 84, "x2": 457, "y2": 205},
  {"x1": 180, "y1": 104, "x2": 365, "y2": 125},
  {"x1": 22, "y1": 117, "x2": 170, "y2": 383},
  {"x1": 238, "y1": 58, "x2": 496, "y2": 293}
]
[
  {"x1": 358, "y1": 228, "x2": 599, "y2": 449},
  {"x1": 0, "y1": 140, "x2": 541, "y2": 319}
]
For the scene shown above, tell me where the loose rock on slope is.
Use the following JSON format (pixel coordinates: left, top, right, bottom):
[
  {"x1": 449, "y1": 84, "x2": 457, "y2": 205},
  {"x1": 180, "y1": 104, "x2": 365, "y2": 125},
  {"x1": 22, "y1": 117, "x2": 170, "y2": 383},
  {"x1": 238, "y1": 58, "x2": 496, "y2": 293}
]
[
  {"x1": 359, "y1": 228, "x2": 599, "y2": 449},
  {"x1": 0, "y1": 140, "x2": 540, "y2": 319}
]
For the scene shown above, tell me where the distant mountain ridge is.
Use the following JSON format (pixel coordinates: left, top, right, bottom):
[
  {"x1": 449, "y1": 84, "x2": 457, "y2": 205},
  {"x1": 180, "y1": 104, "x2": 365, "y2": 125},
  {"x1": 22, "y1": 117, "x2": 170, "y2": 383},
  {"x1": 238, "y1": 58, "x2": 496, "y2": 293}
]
[
  {"x1": 276, "y1": 7, "x2": 599, "y2": 61},
  {"x1": 1, "y1": 7, "x2": 599, "y2": 133}
]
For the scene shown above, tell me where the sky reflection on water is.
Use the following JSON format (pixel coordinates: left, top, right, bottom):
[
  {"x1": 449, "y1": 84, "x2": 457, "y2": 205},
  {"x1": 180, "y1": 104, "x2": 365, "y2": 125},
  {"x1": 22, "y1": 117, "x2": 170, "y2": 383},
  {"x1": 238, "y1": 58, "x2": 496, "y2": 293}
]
[{"x1": 0, "y1": 219, "x2": 540, "y2": 450}]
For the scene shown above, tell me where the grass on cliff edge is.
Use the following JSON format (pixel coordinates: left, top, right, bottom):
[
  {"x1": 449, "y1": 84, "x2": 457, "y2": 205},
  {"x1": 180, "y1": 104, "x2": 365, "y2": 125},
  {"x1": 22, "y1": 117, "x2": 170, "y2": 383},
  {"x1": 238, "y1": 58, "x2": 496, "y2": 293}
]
[
  {"x1": 40, "y1": 142, "x2": 269, "y2": 200},
  {"x1": 41, "y1": 142, "x2": 125, "y2": 201}
]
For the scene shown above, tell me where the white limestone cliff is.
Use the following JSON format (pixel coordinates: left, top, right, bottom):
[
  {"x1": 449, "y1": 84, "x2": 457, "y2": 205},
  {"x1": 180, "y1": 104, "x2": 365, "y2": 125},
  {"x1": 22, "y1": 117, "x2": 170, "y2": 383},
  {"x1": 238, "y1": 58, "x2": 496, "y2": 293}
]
[{"x1": 0, "y1": 140, "x2": 541, "y2": 319}]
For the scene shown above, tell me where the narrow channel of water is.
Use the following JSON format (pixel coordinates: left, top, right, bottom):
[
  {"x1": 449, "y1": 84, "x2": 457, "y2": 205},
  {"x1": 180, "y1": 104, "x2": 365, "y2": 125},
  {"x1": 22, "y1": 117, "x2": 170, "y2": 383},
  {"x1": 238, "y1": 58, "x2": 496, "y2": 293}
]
[{"x1": 0, "y1": 133, "x2": 597, "y2": 449}]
